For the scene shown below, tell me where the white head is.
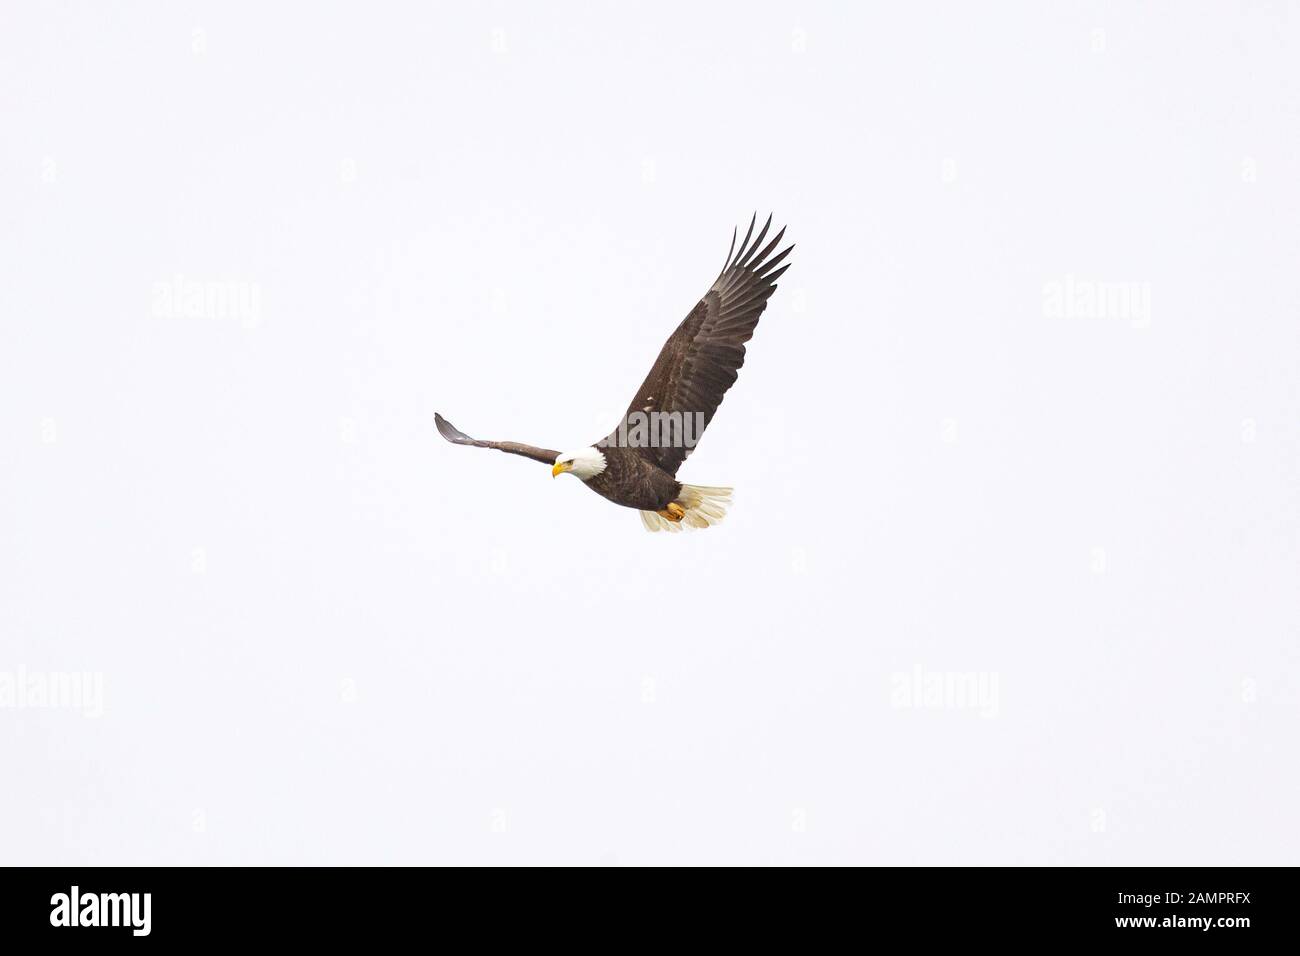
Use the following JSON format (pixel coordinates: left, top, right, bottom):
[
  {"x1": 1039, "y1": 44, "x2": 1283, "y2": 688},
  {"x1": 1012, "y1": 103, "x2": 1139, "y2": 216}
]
[{"x1": 552, "y1": 446, "x2": 607, "y2": 481}]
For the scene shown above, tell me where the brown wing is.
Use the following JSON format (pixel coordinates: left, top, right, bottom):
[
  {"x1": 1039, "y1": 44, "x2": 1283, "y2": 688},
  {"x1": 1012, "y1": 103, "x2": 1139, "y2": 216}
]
[
  {"x1": 435, "y1": 412, "x2": 559, "y2": 466},
  {"x1": 608, "y1": 214, "x2": 793, "y2": 476}
]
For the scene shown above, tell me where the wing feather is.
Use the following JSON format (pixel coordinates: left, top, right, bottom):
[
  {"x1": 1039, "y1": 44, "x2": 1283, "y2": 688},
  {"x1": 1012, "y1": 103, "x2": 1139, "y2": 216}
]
[
  {"x1": 435, "y1": 413, "x2": 559, "y2": 466},
  {"x1": 607, "y1": 215, "x2": 794, "y2": 476}
]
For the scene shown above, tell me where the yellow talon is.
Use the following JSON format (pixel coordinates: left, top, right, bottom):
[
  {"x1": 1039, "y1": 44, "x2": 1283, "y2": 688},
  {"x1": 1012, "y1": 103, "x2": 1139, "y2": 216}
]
[{"x1": 659, "y1": 502, "x2": 686, "y2": 522}]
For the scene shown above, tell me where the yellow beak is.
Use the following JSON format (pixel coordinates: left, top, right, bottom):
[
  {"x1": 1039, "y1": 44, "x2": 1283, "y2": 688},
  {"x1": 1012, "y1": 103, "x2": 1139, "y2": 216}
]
[{"x1": 552, "y1": 461, "x2": 571, "y2": 478}]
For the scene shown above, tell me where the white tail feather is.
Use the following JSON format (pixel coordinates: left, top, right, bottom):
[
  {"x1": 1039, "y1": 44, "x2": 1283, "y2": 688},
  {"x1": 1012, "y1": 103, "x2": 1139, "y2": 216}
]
[{"x1": 639, "y1": 484, "x2": 733, "y2": 533}]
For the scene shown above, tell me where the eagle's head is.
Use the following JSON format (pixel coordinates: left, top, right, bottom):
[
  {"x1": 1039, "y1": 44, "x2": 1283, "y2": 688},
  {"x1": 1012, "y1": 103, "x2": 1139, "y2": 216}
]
[{"x1": 552, "y1": 447, "x2": 607, "y2": 480}]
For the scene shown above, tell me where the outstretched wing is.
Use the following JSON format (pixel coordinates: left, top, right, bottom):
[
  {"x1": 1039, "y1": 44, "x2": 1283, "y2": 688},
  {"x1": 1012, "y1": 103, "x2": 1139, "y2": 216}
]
[
  {"x1": 610, "y1": 213, "x2": 793, "y2": 476},
  {"x1": 435, "y1": 412, "x2": 559, "y2": 466}
]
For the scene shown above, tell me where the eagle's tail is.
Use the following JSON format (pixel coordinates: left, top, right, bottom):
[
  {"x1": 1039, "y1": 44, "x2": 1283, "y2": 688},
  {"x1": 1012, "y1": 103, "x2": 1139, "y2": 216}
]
[{"x1": 639, "y1": 485, "x2": 733, "y2": 533}]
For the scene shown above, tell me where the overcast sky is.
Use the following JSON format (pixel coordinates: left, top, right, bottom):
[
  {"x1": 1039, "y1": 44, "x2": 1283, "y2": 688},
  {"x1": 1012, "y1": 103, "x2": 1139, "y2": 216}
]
[{"x1": 1, "y1": 1, "x2": 1296, "y2": 864}]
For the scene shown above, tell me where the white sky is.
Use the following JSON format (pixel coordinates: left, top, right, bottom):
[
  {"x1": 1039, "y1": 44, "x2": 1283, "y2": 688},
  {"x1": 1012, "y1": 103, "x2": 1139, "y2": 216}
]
[{"x1": 1, "y1": 1, "x2": 1296, "y2": 864}]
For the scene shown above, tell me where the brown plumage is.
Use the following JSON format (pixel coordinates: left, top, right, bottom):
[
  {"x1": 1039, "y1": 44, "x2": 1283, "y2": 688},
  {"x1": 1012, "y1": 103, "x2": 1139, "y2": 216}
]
[{"x1": 436, "y1": 214, "x2": 793, "y2": 531}]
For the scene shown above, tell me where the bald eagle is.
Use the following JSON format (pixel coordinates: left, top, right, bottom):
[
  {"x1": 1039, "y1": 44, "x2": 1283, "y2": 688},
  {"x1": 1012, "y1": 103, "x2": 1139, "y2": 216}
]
[{"x1": 436, "y1": 214, "x2": 793, "y2": 532}]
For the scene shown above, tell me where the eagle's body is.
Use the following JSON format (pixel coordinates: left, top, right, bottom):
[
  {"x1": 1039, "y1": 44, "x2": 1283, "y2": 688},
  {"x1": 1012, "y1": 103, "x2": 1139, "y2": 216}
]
[
  {"x1": 436, "y1": 214, "x2": 792, "y2": 532},
  {"x1": 584, "y1": 447, "x2": 680, "y2": 513}
]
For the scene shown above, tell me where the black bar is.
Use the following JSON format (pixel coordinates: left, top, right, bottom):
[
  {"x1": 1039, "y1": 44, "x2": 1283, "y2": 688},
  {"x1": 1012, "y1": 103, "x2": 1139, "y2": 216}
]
[{"x1": 0, "y1": 866, "x2": 1288, "y2": 943}]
